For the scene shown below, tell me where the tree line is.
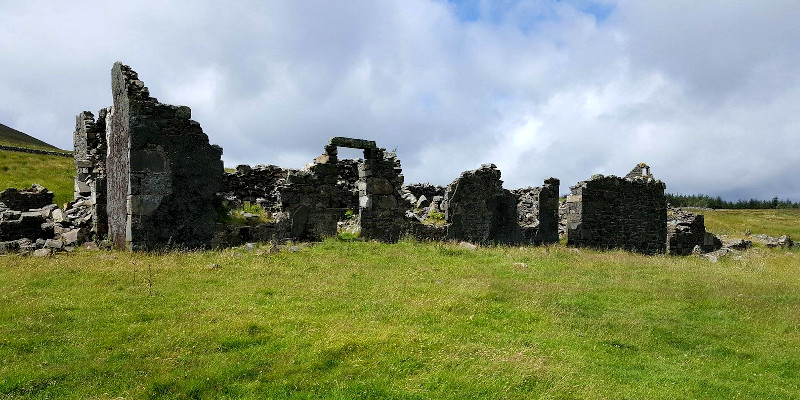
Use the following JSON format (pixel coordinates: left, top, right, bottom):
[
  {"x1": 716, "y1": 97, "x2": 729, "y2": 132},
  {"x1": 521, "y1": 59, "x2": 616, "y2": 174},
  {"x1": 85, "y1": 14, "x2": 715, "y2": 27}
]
[{"x1": 666, "y1": 193, "x2": 800, "y2": 209}]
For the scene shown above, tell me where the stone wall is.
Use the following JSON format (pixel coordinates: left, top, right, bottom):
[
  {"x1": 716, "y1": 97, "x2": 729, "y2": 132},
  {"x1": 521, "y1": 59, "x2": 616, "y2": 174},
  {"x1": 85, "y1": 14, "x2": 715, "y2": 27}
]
[
  {"x1": 441, "y1": 164, "x2": 520, "y2": 244},
  {"x1": 221, "y1": 159, "x2": 360, "y2": 213},
  {"x1": 221, "y1": 164, "x2": 289, "y2": 210},
  {"x1": 73, "y1": 109, "x2": 109, "y2": 237},
  {"x1": 512, "y1": 178, "x2": 560, "y2": 244},
  {"x1": 0, "y1": 184, "x2": 53, "y2": 211},
  {"x1": 565, "y1": 174, "x2": 667, "y2": 254},
  {"x1": 667, "y1": 207, "x2": 722, "y2": 255},
  {"x1": 358, "y1": 146, "x2": 408, "y2": 242},
  {"x1": 107, "y1": 62, "x2": 223, "y2": 250}
]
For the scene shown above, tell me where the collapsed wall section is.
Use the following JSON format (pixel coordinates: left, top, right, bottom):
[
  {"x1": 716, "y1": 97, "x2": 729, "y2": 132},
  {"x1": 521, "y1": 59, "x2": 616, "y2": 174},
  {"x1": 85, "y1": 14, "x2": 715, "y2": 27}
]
[
  {"x1": 667, "y1": 207, "x2": 722, "y2": 255},
  {"x1": 73, "y1": 110, "x2": 109, "y2": 237},
  {"x1": 441, "y1": 164, "x2": 520, "y2": 244},
  {"x1": 107, "y1": 62, "x2": 223, "y2": 250},
  {"x1": 275, "y1": 146, "x2": 352, "y2": 241},
  {"x1": 565, "y1": 174, "x2": 667, "y2": 254},
  {"x1": 513, "y1": 177, "x2": 560, "y2": 244}
]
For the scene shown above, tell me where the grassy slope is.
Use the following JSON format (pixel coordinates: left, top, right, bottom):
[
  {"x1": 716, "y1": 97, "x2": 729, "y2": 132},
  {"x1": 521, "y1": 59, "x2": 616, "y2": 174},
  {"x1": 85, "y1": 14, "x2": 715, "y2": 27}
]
[
  {"x1": 701, "y1": 209, "x2": 800, "y2": 238},
  {"x1": 1, "y1": 240, "x2": 799, "y2": 399},
  {"x1": 0, "y1": 149, "x2": 74, "y2": 206},
  {"x1": 0, "y1": 123, "x2": 65, "y2": 152}
]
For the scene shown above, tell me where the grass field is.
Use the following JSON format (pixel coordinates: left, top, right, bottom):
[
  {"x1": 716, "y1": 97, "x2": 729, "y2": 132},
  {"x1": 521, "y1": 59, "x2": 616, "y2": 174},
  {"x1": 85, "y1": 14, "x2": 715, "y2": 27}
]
[
  {"x1": 2, "y1": 150, "x2": 800, "y2": 398},
  {"x1": 0, "y1": 149, "x2": 74, "y2": 206},
  {"x1": 701, "y1": 208, "x2": 800, "y2": 239},
  {"x1": 1, "y1": 239, "x2": 799, "y2": 399}
]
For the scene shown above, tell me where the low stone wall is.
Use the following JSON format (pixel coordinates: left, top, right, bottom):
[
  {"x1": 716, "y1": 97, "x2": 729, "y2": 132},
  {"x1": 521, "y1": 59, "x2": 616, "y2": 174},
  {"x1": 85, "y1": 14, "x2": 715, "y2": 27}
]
[
  {"x1": 0, "y1": 184, "x2": 54, "y2": 211},
  {"x1": 0, "y1": 145, "x2": 72, "y2": 157}
]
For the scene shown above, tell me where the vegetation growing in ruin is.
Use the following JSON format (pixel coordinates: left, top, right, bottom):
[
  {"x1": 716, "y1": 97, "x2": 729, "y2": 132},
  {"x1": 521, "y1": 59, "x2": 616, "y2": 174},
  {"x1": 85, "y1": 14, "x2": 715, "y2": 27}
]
[
  {"x1": 219, "y1": 201, "x2": 273, "y2": 226},
  {"x1": 1, "y1": 229, "x2": 799, "y2": 398},
  {"x1": 424, "y1": 208, "x2": 447, "y2": 227},
  {"x1": 0, "y1": 149, "x2": 74, "y2": 206}
]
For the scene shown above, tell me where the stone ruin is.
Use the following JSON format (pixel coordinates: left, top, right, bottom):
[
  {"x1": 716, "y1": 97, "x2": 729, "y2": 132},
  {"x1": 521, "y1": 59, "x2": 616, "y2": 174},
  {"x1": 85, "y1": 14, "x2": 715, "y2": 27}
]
[
  {"x1": 565, "y1": 164, "x2": 668, "y2": 254},
  {"x1": 440, "y1": 164, "x2": 520, "y2": 244},
  {"x1": 667, "y1": 206, "x2": 722, "y2": 255},
  {"x1": 512, "y1": 178, "x2": 560, "y2": 245},
  {"x1": 0, "y1": 64, "x2": 744, "y2": 257},
  {"x1": 0, "y1": 185, "x2": 90, "y2": 255}
]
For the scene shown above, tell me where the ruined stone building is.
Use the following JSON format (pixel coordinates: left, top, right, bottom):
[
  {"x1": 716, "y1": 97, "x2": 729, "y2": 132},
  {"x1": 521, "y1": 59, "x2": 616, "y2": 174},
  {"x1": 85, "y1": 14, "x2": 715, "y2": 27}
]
[
  {"x1": 512, "y1": 178, "x2": 560, "y2": 244},
  {"x1": 73, "y1": 62, "x2": 224, "y2": 250},
  {"x1": 565, "y1": 165, "x2": 667, "y2": 254},
  {"x1": 61, "y1": 62, "x2": 682, "y2": 253}
]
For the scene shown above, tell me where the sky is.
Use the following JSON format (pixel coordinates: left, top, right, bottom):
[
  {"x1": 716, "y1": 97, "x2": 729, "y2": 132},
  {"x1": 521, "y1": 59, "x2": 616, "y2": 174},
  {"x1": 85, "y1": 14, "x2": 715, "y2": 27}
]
[{"x1": 1, "y1": 0, "x2": 799, "y2": 200}]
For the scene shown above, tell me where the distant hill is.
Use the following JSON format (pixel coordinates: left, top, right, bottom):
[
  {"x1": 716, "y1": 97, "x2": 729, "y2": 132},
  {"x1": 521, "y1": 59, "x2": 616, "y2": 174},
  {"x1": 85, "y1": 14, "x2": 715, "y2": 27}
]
[{"x1": 0, "y1": 122, "x2": 64, "y2": 151}]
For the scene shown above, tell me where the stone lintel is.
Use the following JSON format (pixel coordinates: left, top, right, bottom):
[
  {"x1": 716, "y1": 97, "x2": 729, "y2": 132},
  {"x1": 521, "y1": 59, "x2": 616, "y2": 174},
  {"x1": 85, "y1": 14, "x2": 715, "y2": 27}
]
[{"x1": 329, "y1": 137, "x2": 377, "y2": 150}]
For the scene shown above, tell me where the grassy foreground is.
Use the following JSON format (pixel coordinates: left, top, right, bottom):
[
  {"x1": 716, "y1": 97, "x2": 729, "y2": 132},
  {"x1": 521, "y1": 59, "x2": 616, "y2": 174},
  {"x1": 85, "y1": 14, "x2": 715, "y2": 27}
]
[
  {"x1": 1, "y1": 240, "x2": 799, "y2": 399},
  {"x1": 0, "y1": 149, "x2": 74, "y2": 206}
]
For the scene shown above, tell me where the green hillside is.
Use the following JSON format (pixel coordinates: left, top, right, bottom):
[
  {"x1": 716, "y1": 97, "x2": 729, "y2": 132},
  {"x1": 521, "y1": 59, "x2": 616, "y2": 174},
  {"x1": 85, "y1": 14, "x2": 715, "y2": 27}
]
[
  {"x1": 0, "y1": 149, "x2": 74, "y2": 206},
  {"x1": 0, "y1": 123, "x2": 65, "y2": 152}
]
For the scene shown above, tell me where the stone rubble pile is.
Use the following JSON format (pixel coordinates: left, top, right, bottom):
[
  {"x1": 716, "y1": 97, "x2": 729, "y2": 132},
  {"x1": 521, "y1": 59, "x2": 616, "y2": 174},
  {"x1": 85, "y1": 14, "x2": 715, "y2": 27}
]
[
  {"x1": 666, "y1": 206, "x2": 722, "y2": 255},
  {"x1": 0, "y1": 185, "x2": 91, "y2": 255}
]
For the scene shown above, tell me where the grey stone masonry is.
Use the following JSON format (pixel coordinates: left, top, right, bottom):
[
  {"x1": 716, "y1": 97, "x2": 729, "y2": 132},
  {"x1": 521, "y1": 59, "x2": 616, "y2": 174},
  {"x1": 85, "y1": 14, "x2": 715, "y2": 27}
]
[
  {"x1": 329, "y1": 137, "x2": 377, "y2": 149},
  {"x1": 442, "y1": 164, "x2": 521, "y2": 244},
  {"x1": 73, "y1": 109, "x2": 108, "y2": 237},
  {"x1": 107, "y1": 62, "x2": 224, "y2": 250},
  {"x1": 358, "y1": 147, "x2": 408, "y2": 242},
  {"x1": 275, "y1": 158, "x2": 352, "y2": 241},
  {"x1": 624, "y1": 163, "x2": 652, "y2": 180},
  {"x1": 273, "y1": 138, "x2": 404, "y2": 242},
  {"x1": 566, "y1": 171, "x2": 667, "y2": 254},
  {"x1": 513, "y1": 178, "x2": 560, "y2": 244},
  {"x1": 0, "y1": 184, "x2": 54, "y2": 211},
  {"x1": 221, "y1": 164, "x2": 289, "y2": 210},
  {"x1": 667, "y1": 207, "x2": 722, "y2": 255}
]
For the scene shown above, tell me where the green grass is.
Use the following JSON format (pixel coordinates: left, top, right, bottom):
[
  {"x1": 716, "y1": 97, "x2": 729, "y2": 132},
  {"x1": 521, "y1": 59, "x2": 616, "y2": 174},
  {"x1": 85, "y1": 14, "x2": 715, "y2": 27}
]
[
  {"x1": 700, "y1": 209, "x2": 800, "y2": 238},
  {"x1": 1, "y1": 240, "x2": 799, "y2": 399},
  {"x1": 0, "y1": 149, "x2": 75, "y2": 206}
]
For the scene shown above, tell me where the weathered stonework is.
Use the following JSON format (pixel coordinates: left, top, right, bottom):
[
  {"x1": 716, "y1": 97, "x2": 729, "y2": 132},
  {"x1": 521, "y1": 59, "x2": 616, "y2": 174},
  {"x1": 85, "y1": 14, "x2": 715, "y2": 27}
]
[
  {"x1": 441, "y1": 164, "x2": 521, "y2": 244},
  {"x1": 512, "y1": 178, "x2": 560, "y2": 244},
  {"x1": 0, "y1": 184, "x2": 53, "y2": 211},
  {"x1": 565, "y1": 171, "x2": 667, "y2": 254},
  {"x1": 73, "y1": 110, "x2": 108, "y2": 237},
  {"x1": 107, "y1": 62, "x2": 223, "y2": 250},
  {"x1": 667, "y1": 207, "x2": 722, "y2": 255}
]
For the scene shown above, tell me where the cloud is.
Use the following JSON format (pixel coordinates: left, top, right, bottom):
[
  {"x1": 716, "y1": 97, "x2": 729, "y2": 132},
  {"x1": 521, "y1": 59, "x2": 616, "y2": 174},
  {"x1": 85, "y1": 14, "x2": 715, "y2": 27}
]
[{"x1": 1, "y1": 0, "x2": 798, "y2": 200}]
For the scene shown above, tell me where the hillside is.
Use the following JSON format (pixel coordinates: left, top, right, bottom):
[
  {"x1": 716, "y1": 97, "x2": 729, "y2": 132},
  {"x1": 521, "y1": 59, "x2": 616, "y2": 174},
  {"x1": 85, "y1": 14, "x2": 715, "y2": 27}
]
[
  {"x1": 0, "y1": 149, "x2": 74, "y2": 206},
  {"x1": 0, "y1": 123, "x2": 64, "y2": 151}
]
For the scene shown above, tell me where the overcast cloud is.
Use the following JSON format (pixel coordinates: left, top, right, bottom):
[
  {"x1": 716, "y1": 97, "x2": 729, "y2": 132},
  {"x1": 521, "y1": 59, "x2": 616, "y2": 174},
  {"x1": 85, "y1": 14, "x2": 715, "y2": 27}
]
[{"x1": 1, "y1": 0, "x2": 798, "y2": 200}]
